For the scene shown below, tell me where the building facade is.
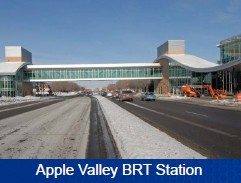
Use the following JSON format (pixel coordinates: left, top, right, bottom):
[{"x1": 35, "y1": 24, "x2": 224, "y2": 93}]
[
  {"x1": 216, "y1": 34, "x2": 241, "y2": 93},
  {"x1": 0, "y1": 34, "x2": 241, "y2": 97},
  {"x1": 154, "y1": 40, "x2": 217, "y2": 94},
  {"x1": 154, "y1": 34, "x2": 241, "y2": 94},
  {"x1": 218, "y1": 34, "x2": 241, "y2": 64},
  {"x1": 0, "y1": 47, "x2": 162, "y2": 97},
  {"x1": 0, "y1": 47, "x2": 32, "y2": 97}
]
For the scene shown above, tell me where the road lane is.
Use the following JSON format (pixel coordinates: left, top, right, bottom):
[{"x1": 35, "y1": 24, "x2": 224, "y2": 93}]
[
  {"x1": 0, "y1": 97, "x2": 90, "y2": 158},
  {"x1": 0, "y1": 97, "x2": 64, "y2": 120},
  {"x1": 111, "y1": 97, "x2": 241, "y2": 158},
  {"x1": 185, "y1": 111, "x2": 208, "y2": 117},
  {"x1": 136, "y1": 99, "x2": 241, "y2": 137},
  {"x1": 127, "y1": 102, "x2": 234, "y2": 137}
]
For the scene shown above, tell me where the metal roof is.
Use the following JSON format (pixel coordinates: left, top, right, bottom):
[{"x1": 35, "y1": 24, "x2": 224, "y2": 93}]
[
  {"x1": 220, "y1": 34, "x2": 241, "y2": 45},
  {"x1": 154, "y1": 54, "x2": 241, "y2": 72},
  {"x1": 0, "y1": 62, "x2": 30, "y2": 75},
  {"x1": 154, "y1": 54, "x2": 218, "y2": 72},
  {"x1": 27, "y1": 63, "x2": 160, "y2": 69}
]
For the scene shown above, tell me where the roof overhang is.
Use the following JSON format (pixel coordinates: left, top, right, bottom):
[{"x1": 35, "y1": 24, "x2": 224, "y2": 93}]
[
  {"x1": 0, "y1": 62, "x2": 31, "y2": 75},
  {"x1": 220, "y1": 34, "x2": 241, "y2": 45},
  {"x1": 154, "y1": 54, "x2": 218, "y2": 72},
  {"x1": 154, "y1": 54, "x2": 241, "y2": 72}
]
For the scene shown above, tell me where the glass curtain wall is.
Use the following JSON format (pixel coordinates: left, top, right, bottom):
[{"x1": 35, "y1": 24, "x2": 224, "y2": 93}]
[
  {"x1": 23, "y1": 67, "x2": 162, "y2": 81},
  {"x1": 168, "y1": 63, "x2": 212, "y2": 94},
  {"x1": 169, "y1": 64, "x2": 192, "y2": 91},
  {"x1": 220, "y1": 39, "x2": 241, "y2": 64},
  {"x1": 218, "y1": 36, "x2": 241, "y2": 93},
  {"x1": 192, "y1": 72, "x2": 211, "y2": 85},
  {"x1": 0, "y1": 70, "x2": 24, "y2": 97},
  {"x1": 0, "y1": 75, "x2": 15, "y2": 97}
]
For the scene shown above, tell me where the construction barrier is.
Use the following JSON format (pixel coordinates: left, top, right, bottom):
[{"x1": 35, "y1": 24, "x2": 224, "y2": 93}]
[{"x1": 235, "y1": 93, "x2": 241, "y2": 102}]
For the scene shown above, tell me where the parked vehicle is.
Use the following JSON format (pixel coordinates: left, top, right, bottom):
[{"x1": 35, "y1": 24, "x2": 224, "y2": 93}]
[
  {"x1": 107, "y1": 92, "x2": 113, "y2": 97},
  {"x1": 119, "y1": 90, "x2": 134, "y2": 102},
  {"x1": 87, "y1": 92, "x2": 93, "y2": 96},
  {"x1": 113, "y1": 91, "x2": 119, "y2": 98},
  {"x1": 101, "y1": 91, "x2": 107, "y2": 96},
  {"x1": 140, "y1": 92, "x2": 156, "y2": 101}
]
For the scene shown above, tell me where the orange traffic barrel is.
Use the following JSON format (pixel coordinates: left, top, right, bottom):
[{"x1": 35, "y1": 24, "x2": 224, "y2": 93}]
[{"x1": 235, "y1": 93, "x2": 241, "y2": 102}]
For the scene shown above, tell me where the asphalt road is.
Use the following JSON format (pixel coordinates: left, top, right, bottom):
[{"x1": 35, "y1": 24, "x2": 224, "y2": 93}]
[
  {"x1": 0, "y1": 96, "x2": 118, "y2": 159},
  {"x1": 0, "y1": 96, "x2": 90, "y2": 158},
  {"x1": 0, "y1": 98, "x2": 64, "y2": 120},
  {"x1": 110, "y1": 96, "x2": 241, "y2": 158}
]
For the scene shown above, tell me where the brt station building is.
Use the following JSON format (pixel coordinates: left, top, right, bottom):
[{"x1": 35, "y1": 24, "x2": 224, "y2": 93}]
[
  {"x1": 154, "y1": 34, "x2": 241, "y2": 95},
  {"x1": 0, "y1": 34, "x2": 241, "y2": 97}
]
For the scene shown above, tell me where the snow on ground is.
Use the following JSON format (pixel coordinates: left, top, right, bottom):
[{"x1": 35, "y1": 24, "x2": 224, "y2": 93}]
[
  {"x1": 209, "y1": 98, "x2": 241, "y2": 106},
  {"x1": 0, "y1": 92, "x2": 80, "y2": 106},
  {"x1": 95, "y1": 96, "x2": 205, "y2": 159},
  {"x1": 0, "y1": 96, "x2": 41, "y2": 106},
  {"x1": 55, "y1": 92, "x2": 79, "y2": 96},
  {"x1": 157, "y1": 95, "x2": 190, "y2": 100},
  {"x1": 156, "y1": 94, "x2": 241, "y2": 108}
]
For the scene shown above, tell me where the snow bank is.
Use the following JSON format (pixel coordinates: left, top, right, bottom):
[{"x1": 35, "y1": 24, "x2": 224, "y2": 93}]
[
  {"x1": 0, "y1": 92, "x2": 79, "y2": 106},
  {"x1": 210, "y1": 98, "x2": 241, "y2": 106},
  {"x1": 0, "y1": 96, "x2": 41, "y2": 106},
  {"x1": 55, "y1": 92, "x2": 79, "y2": 96},
  {"x1": 157, "y1": 95, "x2": 189, "y2": 100},
  {"x1": 157, "y1": 95, "x2": 241, "y2": 109},
  {"x1": 95, "y1": 96, "x2": 205, "y2": 159}
]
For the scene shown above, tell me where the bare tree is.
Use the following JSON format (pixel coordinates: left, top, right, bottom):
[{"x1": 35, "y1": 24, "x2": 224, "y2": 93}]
[
  {"x1": 115, "y1": 80, "x2": 150, "y2": 91},
  {"x1": 50, "y1": 81, "x2": 83, "y2": 92},
  {"x1": 107, "y1": 83, "x2": 117, "y2": 91}
]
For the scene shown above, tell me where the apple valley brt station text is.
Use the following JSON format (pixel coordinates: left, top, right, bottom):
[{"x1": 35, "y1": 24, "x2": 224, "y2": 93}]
[{"x1": 0, "y1": 33, "x2": 241, "y2": 97}]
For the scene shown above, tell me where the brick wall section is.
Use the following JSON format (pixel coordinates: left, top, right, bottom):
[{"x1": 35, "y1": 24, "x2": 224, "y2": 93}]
[
  {"x1": 155, "y1": 58, "x2": 169, "y2": 94},
  {"x1": 22, "y1": 82, "x2": 33, "y2": 96}
]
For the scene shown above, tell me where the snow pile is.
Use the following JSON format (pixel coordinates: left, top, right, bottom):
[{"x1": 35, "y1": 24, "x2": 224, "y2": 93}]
[
  {"x1": 95, "y1": 96, "x2": 205, "y2": 159},
  {"x1": 0, "y1": 96, "x2": 41, "y2": 106},
  {"x1": 157, "y1": 95, "x2": 241, "y2": 109},
  {"x1": 134, "y1": 94, "x2": 192, "y2": 101},
  {"x1": 55, "y1": 92, "x2": 79, "y2": 96},
  {"x1": 210, "y1": 98, "x2": 241, "y2": 107}
]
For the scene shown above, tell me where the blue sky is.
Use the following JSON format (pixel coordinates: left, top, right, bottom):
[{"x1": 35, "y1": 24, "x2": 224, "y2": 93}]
[{"x1": 0, "y1": 0, "x2": 241, "y2": 87}]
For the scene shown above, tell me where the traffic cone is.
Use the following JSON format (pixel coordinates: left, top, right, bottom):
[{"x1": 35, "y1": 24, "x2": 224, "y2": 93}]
[{"x1": 236, "y1": 93, "x2": 241, "y2": 102}]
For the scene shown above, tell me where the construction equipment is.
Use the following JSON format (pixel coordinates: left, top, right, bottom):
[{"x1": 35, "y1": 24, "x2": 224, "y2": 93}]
[
  {"x1": 214, "y1": 89, "x2": 227, "y2": 96},
  {"x1": 235, "y1": 93, "x2": 241, "y2": 102},
  {"x1": 201, "y1": 85, "x2": 227, "y2": 99},
  {"x1": 181, "y1": 85, "x2": 227, "y2": 99},
  {"x1": 181, "y1": 86, "x2": 200, "y2": 97}
]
